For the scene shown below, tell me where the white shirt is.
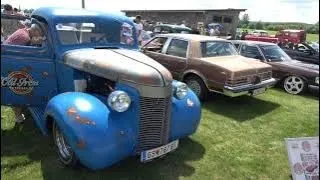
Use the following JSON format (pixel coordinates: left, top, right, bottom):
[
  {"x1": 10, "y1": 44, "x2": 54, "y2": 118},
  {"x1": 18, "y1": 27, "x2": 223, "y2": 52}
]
[{"x1": 135, "y1": 23, "x2": 143, "y2": 41}]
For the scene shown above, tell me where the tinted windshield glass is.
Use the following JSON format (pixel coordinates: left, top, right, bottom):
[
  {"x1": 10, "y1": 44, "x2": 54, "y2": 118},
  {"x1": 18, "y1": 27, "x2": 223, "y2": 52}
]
[
  {"x1": 260, "y1": 45, "x2": 292, "y2": 61},
  {"x1": 201, "y1": 41, "x2": 238, "y2": 57},
  {"x1": 175, "y1": 29, "x2": 191, "y2": 34},
  {"x1": 55, "y1": 22, "x2": 135, "y2": 46}
]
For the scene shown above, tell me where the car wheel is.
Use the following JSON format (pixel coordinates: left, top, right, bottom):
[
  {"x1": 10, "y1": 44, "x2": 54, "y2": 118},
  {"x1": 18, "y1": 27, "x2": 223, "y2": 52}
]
[
  {"x1": 185, "y1": 75, "x2": 208, "y2": 100},
  {"x1": 283, "y1": 76, "x2": 306, "y2": 95},
  {"x1": 53, "y1": 120, "x2": 79, "y2": 167}
]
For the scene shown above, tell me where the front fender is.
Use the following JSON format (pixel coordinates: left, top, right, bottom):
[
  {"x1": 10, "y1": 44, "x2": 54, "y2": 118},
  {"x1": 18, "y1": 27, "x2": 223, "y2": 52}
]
[
  {"x1": 169, "y1": 85, "x2": 201, "y2": 141},
  {"x1": 45, "y1": 92, "x2": 135, "y2": 170}
]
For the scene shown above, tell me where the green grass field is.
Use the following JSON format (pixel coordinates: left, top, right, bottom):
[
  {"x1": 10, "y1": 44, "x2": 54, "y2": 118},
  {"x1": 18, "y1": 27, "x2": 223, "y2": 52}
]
[
  {"x1": 1, "y1": 89, "x2": 319, "y2": 180},
  {"x1": 240, "y1": 28, "x2": 319, "y2": 42}
]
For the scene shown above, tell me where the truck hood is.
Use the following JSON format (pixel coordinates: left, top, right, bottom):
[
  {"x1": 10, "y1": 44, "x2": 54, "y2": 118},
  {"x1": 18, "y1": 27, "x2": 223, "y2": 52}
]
[
  {"x1": 64, "y1": 48, "x2": 172, "y2": 87},
  {"x1": 201, "y1": 55, "x2": 272, "y2": 77}
]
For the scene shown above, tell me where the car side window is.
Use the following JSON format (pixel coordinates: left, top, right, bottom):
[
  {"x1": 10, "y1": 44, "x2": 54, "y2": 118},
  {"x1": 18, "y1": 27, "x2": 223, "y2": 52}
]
[
  {"x1": 240, "y1": 45, "x2": 263, "y2": 60},
  {"x1": 143, "y1": 37, "x2": 168, "y2": 53},
  {"x1": 154, "y1": 27, "x2": 161, "y2": 33},
  {"x1": 161, "y1": 27, "x2": 171, "y2": 34},
  {"x1": 1, "y1": 16, "x2": 26, "y2": 43},
  {"x1": 1, "y1": 16, "x2": 47, "y2": 48},
  {"x1": 166, "y1": 39, "x2": 188, "y2": 58}
]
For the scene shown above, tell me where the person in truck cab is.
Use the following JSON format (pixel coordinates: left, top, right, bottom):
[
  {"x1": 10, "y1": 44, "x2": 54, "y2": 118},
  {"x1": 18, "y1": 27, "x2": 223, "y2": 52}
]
[{"x1": 4, "y1": 23, "x2": 43, "y2": 46}]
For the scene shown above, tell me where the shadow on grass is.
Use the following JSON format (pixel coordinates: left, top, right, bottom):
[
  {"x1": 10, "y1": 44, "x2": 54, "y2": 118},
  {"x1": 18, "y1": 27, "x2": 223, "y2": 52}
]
[
  {"x1": 1, "y1": 114, "x2": 205, "y2": 180},
  {"x1": 203, "y1": 92, "x2": 281, "y2": 122},
  {"x1": 274, "y1": 84, "x2": 319, "y2": 101}
]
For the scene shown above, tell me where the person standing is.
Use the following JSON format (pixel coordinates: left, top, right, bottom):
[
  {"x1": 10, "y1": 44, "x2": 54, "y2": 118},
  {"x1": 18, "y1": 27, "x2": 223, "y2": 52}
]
[
  {"x1": 1, "y1": 4, "x2": 22, "y2": 41},
  {"x1": 241, "y1": 30, "x2": 248, "y2": 40},
  {"x1": 13, "y1": 8, "x2": 23, "y2": 16},
  {"x1": 135, "y1": 15, "x2": 143, "y2": 45},
  {"x1": 2, "y1": 4, "x2": 13, "y2": 14}
]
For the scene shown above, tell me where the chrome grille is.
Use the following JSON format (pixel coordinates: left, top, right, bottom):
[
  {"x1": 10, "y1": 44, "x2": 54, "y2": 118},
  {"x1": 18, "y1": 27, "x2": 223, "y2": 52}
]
[{"x1": 136, "y1": 96, "x2": 171, "y2": 153}]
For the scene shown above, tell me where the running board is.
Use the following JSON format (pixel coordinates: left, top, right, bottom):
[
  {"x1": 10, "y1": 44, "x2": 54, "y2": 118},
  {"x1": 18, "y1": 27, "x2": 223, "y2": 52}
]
[{"x1": 28, "y1": 106, "x2": 48, "y2": 135}]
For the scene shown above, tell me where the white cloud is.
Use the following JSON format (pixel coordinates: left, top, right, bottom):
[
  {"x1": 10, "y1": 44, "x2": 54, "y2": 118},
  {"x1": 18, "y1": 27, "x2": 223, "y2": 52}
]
[{"x1": 1, "y1": 0, "x2": 318, "y2": 24}]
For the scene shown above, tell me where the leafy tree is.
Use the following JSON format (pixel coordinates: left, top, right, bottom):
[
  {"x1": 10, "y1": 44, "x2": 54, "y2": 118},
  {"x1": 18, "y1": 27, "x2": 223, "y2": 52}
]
[
  {"x1": 248, "y1": 22, "x2": 255, "y2": 29},
  {"x1": 255, "y1": 21, "x2": 264, "y2": 29},
  {"x1": 239, "y1": 13, "x2": 250, "y2": 26}
]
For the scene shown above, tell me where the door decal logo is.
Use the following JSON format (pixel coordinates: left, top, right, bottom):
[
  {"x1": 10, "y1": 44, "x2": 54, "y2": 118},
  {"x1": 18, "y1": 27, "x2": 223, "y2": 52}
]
[{"x1": 1, "y1": 71, "x2": 39, "y2": 95}]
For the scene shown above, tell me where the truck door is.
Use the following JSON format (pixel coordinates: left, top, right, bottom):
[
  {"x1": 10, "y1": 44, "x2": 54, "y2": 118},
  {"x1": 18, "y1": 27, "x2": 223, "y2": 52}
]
[{"x1": 1, "y1": 15, "x2": 58, "y2": 106}]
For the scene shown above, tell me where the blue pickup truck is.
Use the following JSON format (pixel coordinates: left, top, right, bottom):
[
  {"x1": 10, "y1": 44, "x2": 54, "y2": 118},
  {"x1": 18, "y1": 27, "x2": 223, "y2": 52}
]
[{"x1": 1, "y1": 7, "x2": 201, "y2": 170}]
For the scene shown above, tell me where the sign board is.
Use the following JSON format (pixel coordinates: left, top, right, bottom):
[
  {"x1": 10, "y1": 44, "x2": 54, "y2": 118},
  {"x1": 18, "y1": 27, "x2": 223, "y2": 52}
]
[{"x1": 285, "y1": 137, "x2": 319, "y2": 180}]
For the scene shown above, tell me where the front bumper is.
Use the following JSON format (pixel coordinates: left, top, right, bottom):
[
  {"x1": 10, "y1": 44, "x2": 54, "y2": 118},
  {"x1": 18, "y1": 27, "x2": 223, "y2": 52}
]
[
  {"x1": 308, "y1": 84, "x2": 319, "y2": 93},
  {"x1": 223, "y1": 78, "x2": 277, "y2": 97}
]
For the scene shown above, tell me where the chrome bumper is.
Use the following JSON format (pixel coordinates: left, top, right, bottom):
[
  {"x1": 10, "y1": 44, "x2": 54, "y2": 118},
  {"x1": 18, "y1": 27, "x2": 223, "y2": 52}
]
[{"x1": 223, "y1": 78, "x2": 277, "y2": 97}]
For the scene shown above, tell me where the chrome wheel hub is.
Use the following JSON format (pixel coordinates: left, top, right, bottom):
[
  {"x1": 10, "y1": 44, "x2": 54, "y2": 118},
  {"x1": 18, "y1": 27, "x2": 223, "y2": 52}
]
[
  {"x1": 284, "y1": 76, "x2": 304, "y2": 94},
  {"x1": 54, "y1": 124, "x2": 73, "y2": 161}
]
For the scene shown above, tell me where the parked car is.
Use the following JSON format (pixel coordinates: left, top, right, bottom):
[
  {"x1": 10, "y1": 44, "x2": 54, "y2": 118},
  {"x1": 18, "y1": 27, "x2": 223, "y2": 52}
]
[
  {"x1": 281, "y1": 42, "x2": 319, "y2": 65},
  {"x1": 309, "y1": 42, "x2": 319, "y2": 52},
  {"x1": 151, "y1": 24, "x2": 193, "y2": 37},
  {"x1": 245, "y1": 30, "x2": 278, "y2": 44},
  {"x1": 275, "y1": 29, "x2": 306, "y2": 45},
  {"x1": 141, "y1": 34, "x2": 277, "y2": 100},
  {"x1": 232, "y1": 40, "x2": 319, "y2": 95},
  {"x1": 1, "y1": 8, "x2": 202, "y2": 170}
]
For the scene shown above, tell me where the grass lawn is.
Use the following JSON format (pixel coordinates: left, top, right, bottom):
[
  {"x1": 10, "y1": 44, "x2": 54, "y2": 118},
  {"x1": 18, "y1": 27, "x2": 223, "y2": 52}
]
[
  {"x1": 240, "y1": 28, "x2": 319, "y2": 42},
  {"x1": 1, "y1": 89, "x2": 319, "y2": 180}
]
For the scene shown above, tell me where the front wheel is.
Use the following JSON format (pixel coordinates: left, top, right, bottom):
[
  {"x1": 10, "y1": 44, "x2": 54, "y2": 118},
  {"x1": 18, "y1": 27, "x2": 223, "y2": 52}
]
[
  {"x1": 283, "y1": 76, "x2": 306, "y2": 95},
  {"x1": 52, "y1": 121, "x2": 79, "y2": 167},
  {"x1": 185, "y1": 75, "x2": 208, "y2": 100}
]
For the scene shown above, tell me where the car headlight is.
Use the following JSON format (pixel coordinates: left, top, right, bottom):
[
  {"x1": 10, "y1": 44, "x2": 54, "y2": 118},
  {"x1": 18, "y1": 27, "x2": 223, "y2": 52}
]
[
  {"x1": 107, "y1": 91, "x2": 131, "y2": 112},
  {"x1": 315, "y1": 77, "x2": 319, "y2": 85},
  {"x1": 174, "y1": 82, "x2": 188, "y2": 99}
]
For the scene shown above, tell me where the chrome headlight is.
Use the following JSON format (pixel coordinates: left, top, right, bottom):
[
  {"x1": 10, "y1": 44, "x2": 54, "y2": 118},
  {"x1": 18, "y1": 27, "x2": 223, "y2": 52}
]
[
  {"x1": 174, "y1": 82, "x2": 188, "y2": 99},
  {"x1": 315, "y1": 77, "x2": 319, "y2": 85},
  {"x1": 107, "y1": 91, "x2": 131, "y2": 112}
]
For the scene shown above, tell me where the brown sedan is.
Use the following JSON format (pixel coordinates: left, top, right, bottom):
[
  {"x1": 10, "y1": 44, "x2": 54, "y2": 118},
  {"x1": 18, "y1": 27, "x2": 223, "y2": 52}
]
[
  {"x1": 141, "y1": 34, "x2": 277, "y2": 100},
  {"x1": 232, "y1": 40, "x2": 319, "y2": 95}
]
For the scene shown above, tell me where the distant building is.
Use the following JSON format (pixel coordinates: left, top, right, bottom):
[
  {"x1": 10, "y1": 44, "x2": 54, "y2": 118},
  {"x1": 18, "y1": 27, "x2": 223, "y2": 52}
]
[{"x1": 122, "y1": 9, "x2": 246, "y2": 38}]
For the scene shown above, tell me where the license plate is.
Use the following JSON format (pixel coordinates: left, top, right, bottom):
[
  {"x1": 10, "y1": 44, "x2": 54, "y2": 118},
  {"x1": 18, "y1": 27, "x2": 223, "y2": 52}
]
[
  {"x1": 140, "y1": 140, "x2": 179, "y2": 162},
  {"x1": 252, "y1": 88, "x2": 266, "y2": 96}
]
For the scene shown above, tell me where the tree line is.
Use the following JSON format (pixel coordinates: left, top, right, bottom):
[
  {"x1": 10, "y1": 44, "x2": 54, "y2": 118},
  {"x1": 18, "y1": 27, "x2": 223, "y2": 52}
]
[{"x1": 238, "y1": 13, "x2": 319, "y2": 34}]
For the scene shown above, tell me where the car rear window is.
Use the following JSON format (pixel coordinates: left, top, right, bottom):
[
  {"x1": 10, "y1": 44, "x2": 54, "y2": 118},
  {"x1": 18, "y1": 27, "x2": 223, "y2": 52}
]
[{"x1": 201, "y1": 41, "x2": 238, "y2": 57}]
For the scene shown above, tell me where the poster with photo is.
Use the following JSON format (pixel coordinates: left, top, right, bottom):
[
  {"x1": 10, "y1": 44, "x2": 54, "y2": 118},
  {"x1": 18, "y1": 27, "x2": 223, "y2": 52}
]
[{"x1": 285, "y1": 137, "x2": 319, "y2": 180}]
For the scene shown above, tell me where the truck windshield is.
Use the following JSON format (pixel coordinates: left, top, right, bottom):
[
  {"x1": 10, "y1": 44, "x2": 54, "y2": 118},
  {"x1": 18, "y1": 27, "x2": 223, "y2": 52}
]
[
  {"x1": 55, "y1": 22, "x2": 134, "y2": 46},
  {"x1": 260, "y1": 45, "x2": 292, "y2": 61},
  {"x1": 201, "y1": 41, "x2": 238, "y2": 57}
]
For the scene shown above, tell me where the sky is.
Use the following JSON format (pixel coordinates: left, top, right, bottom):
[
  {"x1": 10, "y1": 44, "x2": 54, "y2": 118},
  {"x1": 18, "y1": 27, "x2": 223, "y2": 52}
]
[{"x1": 2, "y1": 0, "x2": 319, "y2": 24}]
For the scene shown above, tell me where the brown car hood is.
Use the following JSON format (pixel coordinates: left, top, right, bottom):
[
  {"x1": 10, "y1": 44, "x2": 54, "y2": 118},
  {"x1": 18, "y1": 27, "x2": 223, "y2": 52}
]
[{"x1": 201, "y1": 55, "x2": 272, "y2": 77}]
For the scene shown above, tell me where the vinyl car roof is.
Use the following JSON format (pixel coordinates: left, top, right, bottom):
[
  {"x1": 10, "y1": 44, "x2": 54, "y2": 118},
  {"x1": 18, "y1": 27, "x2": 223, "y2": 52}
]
[
  {"x1": 156, "y1": 33, "x2": 229, "y2": 42},
  {"x1": 232, "y1": 40, "x2": 276, "y2": 46},
  {"x1": 31, "y1": 7, "x2": 131, "y2": 23},
  {"x1": 155, "y1": 24, "x2": 192, "y2": 30}
]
